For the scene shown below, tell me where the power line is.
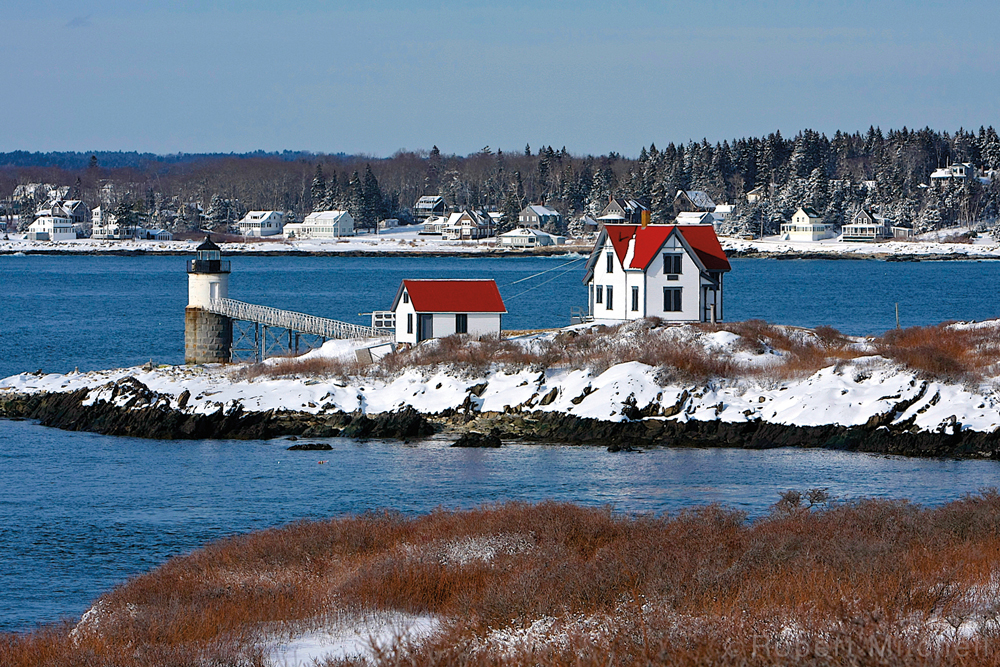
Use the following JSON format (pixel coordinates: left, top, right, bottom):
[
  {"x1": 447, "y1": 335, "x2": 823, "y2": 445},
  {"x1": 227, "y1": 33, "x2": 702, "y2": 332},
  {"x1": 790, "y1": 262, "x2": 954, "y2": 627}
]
[{"x1": 506, "y1": 255, "x2": 588, "y2": 286}]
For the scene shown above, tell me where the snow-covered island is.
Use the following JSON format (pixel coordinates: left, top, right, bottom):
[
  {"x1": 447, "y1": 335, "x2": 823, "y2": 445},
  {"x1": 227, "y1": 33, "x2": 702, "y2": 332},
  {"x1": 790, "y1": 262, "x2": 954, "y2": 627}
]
[{"x1": 3, "y1": 319, "x2": 999, "y2": 458}]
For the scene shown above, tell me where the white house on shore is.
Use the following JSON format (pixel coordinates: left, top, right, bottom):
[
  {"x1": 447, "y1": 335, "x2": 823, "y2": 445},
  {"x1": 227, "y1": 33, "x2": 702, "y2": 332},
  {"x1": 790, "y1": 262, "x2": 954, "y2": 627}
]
[
  {"x1": 237, "y1": 211, "x2": 285, "y2": 237},
  {"x1": 584, "y1": 224, "x2": 731, "y2": 323},
  {"x1": 780, "y1": 207, "x2": 834, "y2": 241},
  {"x1": 441, "y1": 210, "x2": 493, "y2": 240},
  {"x1": 391, "y1": 279, "x2": 507, "y2": 344},
  {"x1": 841, "y1": 209, "x2": 891, "y2": 242},
  {"x1": 284, "y1": 210, "x2": 355, "y2": 238},
  {"x1": 27, "y1": 206, "x2": 76, "y2": 241},
  {"x1": 497, "y1": 227, "x2": 566, "y2": 248}
]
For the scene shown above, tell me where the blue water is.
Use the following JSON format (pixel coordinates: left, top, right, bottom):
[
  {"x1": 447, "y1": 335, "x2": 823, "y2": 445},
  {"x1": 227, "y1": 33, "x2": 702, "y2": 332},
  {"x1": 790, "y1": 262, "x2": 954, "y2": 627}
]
[
  {"x1": 2, "y1": 253, "x2": 1000, "y2": 633},
  {"x1": 2, "y1": 419, "x2": 999, "y2": 633},
  {"x1": 3, "y1": 254, "x2": 1000, "y2": 379}
]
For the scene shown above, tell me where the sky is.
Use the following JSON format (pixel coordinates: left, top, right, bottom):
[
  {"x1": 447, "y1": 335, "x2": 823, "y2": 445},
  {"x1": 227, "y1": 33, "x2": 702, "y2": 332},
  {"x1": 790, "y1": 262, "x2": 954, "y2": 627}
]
[{"x1": 3, "y1": 0, "x2": 999, "y2": 157}]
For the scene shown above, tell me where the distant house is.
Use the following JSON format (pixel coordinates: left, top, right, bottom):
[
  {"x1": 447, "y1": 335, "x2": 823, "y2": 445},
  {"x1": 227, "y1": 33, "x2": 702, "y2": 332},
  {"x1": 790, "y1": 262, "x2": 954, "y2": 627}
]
[
  {"x1": 841, "y1": 209, "x2": 892, "y2": 242},
  {"x1": 441, "y1": 210, "x2": 493, "y2": 240},
  {"x1": 90, "y1": 207, "x2": 139, "y2": 240},
  {"x1": 27, "y1": 206, "x2": 76, "y2": 241},
  {"x1": 60, "y1": 200, "x2": 90, "y2": 224},
  {"x1": 497, "y1": 227, "x2": 566, "y2": 248},
  {"x1": 780, "y1": 207, "x2": 834, "y2": 241},
  {"x1": 237, "y1": 211, "x2": 285, "y2": 237},
  {"x1": 378, "y1": 218, "x2": 400, "y2": 230},
  {"x1": 712, "y1": 204, "x2": 735, "y2": 225},
  {"x1": 391, "y1": 279, "x2": 507, "y2": 344},
  {"x1": 597, "y1": 198, "x2": 649, "y2": 225},
  {"x1": 930, "y1": 163, "x2": 976, "y2": 186},
  {"x1": 673, "y1": 190, "x2": 716, "y2": 215},
  {"x1": 284, "y1": 210, "x2": 355, "y2": 238},
  {"x1": 583, "y1": 223, "x2": 730, "y2": 323},
  {"x1": 143, "y1": 228, "x2": 174, "y2": 241},
  {"x1": 420, "y1": 215, "x2": 448, "y2": 235},
  {"x1": 413, "y1": 195, "x2": 446, "y2": 221},
  {"x1": 674, "y1": 212, "x2": 716, "y2": 226},
  {"x1": 518, "y1": 204, "x2": 562, "y2": 230},
  {"x1": 746, "y1": 186, "x2": 767, "y2": 203}
]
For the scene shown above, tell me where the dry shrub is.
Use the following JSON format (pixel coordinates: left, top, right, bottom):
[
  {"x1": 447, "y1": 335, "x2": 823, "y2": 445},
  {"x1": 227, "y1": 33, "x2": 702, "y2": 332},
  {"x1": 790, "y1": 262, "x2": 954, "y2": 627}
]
[
  {"x1": 874, "y1": 323, "x2": 1000, "y2": 383},
  {"x1": 8, "y1": 496, "x2": 1000, "y2": 666},
  {"x1": 231, "y1": 354, "x2": 364, "y2": 382},
  {"x1": 228, "y1": 319, "x2": 1000, "y2": 389}
]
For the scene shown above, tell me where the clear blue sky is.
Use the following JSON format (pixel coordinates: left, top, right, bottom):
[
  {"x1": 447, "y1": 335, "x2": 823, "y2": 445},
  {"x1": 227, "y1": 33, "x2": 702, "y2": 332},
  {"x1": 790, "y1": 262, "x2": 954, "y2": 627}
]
[{"x1": 3, "y1": 0, "x2": 998, "y2": 157}]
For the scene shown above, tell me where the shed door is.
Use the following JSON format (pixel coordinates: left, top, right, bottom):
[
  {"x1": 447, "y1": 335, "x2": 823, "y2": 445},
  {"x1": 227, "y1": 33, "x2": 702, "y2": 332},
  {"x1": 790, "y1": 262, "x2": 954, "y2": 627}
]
[{"x1": 418, "y1": 314, "x2": 433, "y2": 342}]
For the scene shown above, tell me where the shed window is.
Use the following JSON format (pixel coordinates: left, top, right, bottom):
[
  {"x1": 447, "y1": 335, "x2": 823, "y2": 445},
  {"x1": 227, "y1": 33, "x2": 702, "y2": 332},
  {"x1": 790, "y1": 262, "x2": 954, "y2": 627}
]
[
  {"x1": 407, "y1": 313, "x2": 413, "y2": 334},
  {"x1": 664, "y1": 287, "x2": 682, "y2": 312},
  {"x1": 455, "y1": 314, "x2": 468, "y2": 334},
  {"x1": 403, "y1": 291, "x2": 409, "y2": 304}
]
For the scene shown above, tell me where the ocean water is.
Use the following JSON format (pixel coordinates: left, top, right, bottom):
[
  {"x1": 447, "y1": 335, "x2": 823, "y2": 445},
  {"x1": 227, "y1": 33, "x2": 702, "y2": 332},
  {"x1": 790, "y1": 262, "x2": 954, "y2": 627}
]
[{"x1": 2, "y1": 253, "x2": 1000, "y2": 632}]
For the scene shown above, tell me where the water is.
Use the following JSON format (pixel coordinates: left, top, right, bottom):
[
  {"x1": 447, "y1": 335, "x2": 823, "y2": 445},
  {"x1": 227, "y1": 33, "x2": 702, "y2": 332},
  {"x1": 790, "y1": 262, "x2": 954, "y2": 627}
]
[
  {"x1": 3, "y1": 254, "x2": 1000, "y2": 379},
  {"x1": 3, "y1": 419, "x2": 999, "y2": 633},
  {"x1": 3, "y1": 253, "x2": 1000, "y2": 632}
]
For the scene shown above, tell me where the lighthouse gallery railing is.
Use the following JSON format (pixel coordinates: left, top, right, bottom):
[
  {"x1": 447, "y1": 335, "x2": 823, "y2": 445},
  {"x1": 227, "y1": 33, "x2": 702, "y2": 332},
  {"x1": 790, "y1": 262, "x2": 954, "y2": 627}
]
[{"x1": 207, "y1": 298, "x2": 393, "y2": 341}]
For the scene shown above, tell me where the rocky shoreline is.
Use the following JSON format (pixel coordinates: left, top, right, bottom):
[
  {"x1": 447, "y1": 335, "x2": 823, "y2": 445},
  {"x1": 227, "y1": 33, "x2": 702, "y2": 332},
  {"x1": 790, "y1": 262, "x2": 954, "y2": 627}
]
[{"x1": 3, "y1": 380, "x2": 999, "y2": 459}]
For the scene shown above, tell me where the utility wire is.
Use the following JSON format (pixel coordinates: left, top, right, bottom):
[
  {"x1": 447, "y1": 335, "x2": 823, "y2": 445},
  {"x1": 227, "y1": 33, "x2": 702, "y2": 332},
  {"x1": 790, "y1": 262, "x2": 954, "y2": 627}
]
[
  {"x1": 506, "y1": 255, "x2": 588, "y2": 286},
  {"x1": 505, "y1": 263, "x2": 586, "y2": 301}
]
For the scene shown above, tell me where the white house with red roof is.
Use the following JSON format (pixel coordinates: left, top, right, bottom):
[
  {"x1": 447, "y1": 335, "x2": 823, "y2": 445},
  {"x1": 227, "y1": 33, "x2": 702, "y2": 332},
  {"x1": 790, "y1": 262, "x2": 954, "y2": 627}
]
[
  {"x1": 583, "y1": 224, "x2": 731, "y2": 323},
  {"x1": 391, "y1": 279, "x2": 507, "y2": 344}
]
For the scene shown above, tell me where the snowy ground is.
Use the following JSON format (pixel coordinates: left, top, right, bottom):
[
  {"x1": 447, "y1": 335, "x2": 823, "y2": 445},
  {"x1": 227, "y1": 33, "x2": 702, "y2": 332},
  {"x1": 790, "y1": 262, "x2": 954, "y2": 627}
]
[
  {"x1": 721, "y1": 229, "x2": 1000, "y2": 258},
  {"x1": 0, "y1": 226, "x2": 592, "y2": 255},
  {"x1": 4, "y1": 323, "x2": 1000, "y2": 436}
]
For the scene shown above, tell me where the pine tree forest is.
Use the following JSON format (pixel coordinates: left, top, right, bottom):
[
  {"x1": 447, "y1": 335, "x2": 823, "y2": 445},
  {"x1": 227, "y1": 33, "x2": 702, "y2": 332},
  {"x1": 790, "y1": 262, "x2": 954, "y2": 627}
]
[{"x1": 3, "y1": 126, "x2": 1000, "y2": 237}]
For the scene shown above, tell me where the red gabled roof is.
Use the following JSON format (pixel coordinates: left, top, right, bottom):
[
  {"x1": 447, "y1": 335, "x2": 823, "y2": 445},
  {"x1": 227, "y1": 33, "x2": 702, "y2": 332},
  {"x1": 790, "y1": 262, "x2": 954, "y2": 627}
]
[
  {"x1": 605, "y1": 225, "x2": 639, "y2": 268},
  {"x1": 676, "y1": 226, "x2": 730, "y2": 271},
  {"x1": 602, "y1": 224, "x2": 730, "y2": 273},
  {"x1": 399, "y1": 279, "x2": 507, "y2": 313}
]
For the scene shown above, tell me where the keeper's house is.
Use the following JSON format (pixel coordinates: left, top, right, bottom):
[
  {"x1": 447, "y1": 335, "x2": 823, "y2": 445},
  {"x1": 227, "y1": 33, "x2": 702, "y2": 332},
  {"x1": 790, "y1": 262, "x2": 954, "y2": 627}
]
[
  {"x1": 391, "y1": 279, "x2": 506, "y2": 344},
  {"x1": 584, "y1": 224, "x2": 731, "y2": 322}
]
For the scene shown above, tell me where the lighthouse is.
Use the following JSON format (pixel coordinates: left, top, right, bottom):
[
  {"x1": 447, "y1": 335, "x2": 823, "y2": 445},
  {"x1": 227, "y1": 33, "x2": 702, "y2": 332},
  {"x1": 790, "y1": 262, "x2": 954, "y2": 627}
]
[{"x1": 185, "y1": 236, "x2": 232, "y2": 364}]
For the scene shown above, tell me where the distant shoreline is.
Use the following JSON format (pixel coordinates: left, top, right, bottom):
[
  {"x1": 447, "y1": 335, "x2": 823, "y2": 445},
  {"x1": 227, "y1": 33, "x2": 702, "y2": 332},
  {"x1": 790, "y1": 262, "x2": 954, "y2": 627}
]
[{"x1": 3, "y1": 246, "x2": 1000, "y2": 261}]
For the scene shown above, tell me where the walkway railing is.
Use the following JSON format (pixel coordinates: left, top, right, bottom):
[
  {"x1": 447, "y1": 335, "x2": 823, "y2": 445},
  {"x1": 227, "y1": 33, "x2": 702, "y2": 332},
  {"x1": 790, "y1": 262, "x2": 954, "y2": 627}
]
[{"x1": 207, "y1": 298, "x2": 394, "y2": 340}]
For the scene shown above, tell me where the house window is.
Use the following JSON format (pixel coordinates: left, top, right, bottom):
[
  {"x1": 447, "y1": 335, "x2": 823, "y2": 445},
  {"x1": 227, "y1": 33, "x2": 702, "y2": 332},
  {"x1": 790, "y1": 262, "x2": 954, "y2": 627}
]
[
  {"x1": 403, "y1": 292, "x2": 409, "y2": 304},
  {"x1": 606, "y1": 286, "x2": 613, "y2": 310},
  {"x1": 596, "y1": 285, "x2": 603, "y2": 304},
  {"x1": 664, "y1": 253, "x2": 682, "y2": 276},
  {"x1": 664, "y1": 287, "x2": 682, "y2": 312},
  {"x1": 455, "y1": 314, "x2": 467, "y2": 334},
  {"x1": 631, "y1": 286, "x2": 639, "y2": 312},
  {"x1": 407, "y1": 313, "x2": 413, "y2": 334},
  {"x1": 606, "y1": 252, "x2": 614, "y2": 274}
]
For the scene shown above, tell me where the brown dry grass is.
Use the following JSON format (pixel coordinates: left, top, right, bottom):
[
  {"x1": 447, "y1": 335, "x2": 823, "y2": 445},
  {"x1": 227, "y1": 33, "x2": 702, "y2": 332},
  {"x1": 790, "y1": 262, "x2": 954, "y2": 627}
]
[
  {"x1": 229, "y1": 319, "x2": 1000, "y2": 388},
  {"x1": 875, "y1": 323, "x2": 1000, "y2": 383},
  {"x1": 7, "y1": 495, "x2": 1000, "y2": 666}
]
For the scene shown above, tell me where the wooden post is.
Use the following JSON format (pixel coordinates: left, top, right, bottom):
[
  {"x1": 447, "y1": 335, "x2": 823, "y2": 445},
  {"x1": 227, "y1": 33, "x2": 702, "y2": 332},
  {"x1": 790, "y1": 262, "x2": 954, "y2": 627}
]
[{"x1": 895, "y1": 303, "x2": 900, "y2": 329}]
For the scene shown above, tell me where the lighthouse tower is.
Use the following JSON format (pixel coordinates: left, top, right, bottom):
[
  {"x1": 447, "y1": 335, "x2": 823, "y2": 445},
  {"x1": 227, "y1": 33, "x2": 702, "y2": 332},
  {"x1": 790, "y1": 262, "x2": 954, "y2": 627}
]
[{"x1": 185, "y1": 236, "x2": 232, "y2": 364}]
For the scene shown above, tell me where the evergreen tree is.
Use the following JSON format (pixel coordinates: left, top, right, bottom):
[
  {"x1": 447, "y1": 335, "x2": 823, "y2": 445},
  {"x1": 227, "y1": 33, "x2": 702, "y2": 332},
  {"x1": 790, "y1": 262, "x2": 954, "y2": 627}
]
[
  {"x1": 310, "y1": 164, "x2": 326, "y2": 211},
  {"x1": 524, "y1": 143, "x2": 531, "y2": 156},
  {"x1": 361, "y1": 164, "x2": 385, "y2": 228}
]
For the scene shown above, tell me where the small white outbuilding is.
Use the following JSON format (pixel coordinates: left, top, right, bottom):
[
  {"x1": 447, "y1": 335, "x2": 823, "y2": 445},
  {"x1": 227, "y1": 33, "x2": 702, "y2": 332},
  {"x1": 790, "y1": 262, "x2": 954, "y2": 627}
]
[
  {"x1": 497, "y1": 227, "x2": 566, "y2": 248},
  {"x1": 391, "y1": 279, "x2": 507, "y2": 344}
]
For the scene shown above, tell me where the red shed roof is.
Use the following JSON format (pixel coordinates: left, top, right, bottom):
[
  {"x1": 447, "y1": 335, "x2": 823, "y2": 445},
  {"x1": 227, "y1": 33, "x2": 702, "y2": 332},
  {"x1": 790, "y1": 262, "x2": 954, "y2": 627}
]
[
  {"x1": 604, "y1": 224, "x2": 730, "y2": 273},
  {"x1": 396, "y1": 279, "x2": 507, "y2": 313}
]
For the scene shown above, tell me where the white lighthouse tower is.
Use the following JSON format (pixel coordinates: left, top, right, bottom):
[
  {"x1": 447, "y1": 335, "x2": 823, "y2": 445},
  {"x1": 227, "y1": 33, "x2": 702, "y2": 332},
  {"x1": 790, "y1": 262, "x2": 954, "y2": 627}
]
[{"x1": 185, "y1": 236, "x2": 232, "y2": 364}]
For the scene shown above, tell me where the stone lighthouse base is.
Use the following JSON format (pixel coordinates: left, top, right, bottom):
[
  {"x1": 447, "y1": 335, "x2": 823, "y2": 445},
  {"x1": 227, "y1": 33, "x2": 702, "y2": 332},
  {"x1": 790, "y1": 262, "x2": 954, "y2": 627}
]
[{"x1": 185, "y1": 307, "x2": 232, "y2": 364}]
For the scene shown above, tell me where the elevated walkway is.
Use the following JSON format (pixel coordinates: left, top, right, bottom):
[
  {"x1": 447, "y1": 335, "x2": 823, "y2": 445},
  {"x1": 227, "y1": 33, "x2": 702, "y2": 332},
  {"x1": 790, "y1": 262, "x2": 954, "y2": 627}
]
[
  {"x1": 205, "y1": 298, "x2": 393, "y2": 362},
  {"x1": 207, "y1": 298, "x2": 393, "y2": 340}
]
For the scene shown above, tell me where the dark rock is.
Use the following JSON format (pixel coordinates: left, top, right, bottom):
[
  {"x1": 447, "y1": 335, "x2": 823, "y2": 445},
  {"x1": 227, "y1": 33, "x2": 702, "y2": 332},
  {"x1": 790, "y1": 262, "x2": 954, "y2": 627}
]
[
  {"x1": 287, "y1": 442, "x2": 333, "y2": 451},
  {"x1": 452, "y1": 428, "x2": 503, "y2": 448}
]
